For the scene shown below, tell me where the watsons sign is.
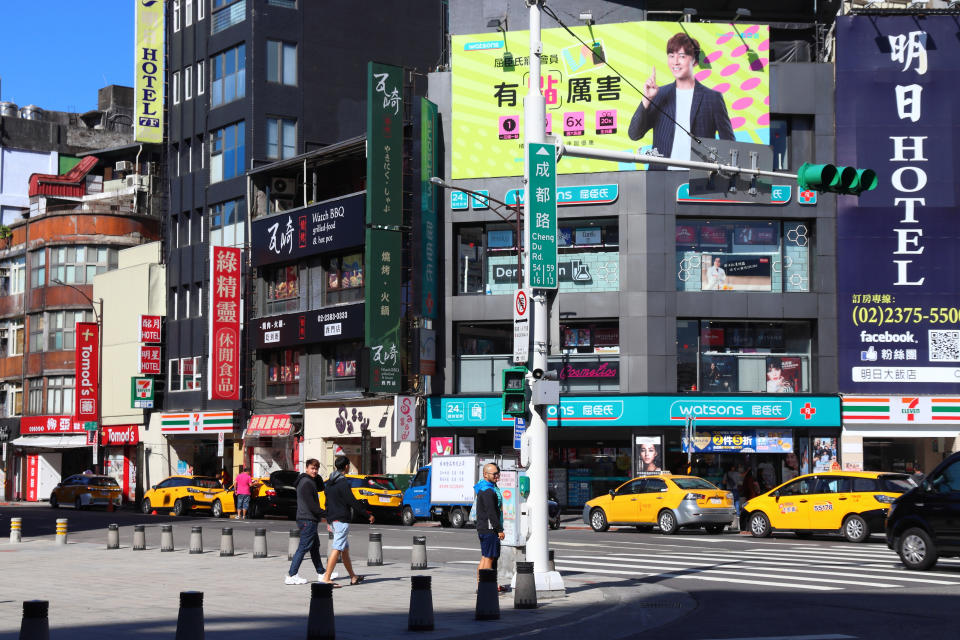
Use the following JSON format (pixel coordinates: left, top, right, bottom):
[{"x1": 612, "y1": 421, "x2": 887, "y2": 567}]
[{"x1": 668, "y1": 400, "x2": 792, "y2": 421}]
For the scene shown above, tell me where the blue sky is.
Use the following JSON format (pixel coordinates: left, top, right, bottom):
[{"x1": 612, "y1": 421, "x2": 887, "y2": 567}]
[{"x1": 0, "y1": 2, "x2": 135, "y2": 113}]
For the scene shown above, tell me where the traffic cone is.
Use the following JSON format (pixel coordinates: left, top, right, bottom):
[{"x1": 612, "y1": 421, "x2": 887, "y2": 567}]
[{"x1": 151, "y1": 510, "x2": 158, "y2": 515}]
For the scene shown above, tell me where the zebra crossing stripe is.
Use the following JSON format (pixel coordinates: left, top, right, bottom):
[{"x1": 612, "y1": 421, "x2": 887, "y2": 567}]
[{"x1": 554, "y1": 564, "x2": 841, "y2": 591}]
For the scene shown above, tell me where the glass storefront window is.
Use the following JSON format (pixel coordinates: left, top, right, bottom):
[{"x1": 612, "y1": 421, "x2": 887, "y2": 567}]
[
  {"x1": 325, "y1": 252, "x2": 363, "y2": 305},
  {"x1": 324, "y1": 341, "x2": 361, "y2": 394},
  {"x1": 265, "y1": 349, "x2": 300, "y2": 397},
  {"x1": 264, "y1": 264, "x2": 300, "y2": 314}
]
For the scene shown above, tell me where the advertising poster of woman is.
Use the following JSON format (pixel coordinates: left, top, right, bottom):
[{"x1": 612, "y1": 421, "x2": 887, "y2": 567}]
[{"x1": 635, "y1": 436, "x2": 663, "y2": 473}]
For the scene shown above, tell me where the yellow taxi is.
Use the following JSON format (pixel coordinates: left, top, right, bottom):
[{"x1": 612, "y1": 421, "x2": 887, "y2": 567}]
[
  {"x1": 319, "y1": 474, "x2": 403, "y2": 522},
  {"x1": 50, "y1": 474, "x2": 122, "y2": 510},
  {"x1": 141, "y1": 475, "x2": 223, "y2": 516},
  {"x1": 211, "y1": 470, "x2": 299, "y2": 519},
  {"x1": 582, "y1": 474, "x2": 736, "y2": 535},
  {"x1": 742, "y1": 470, "x2": 916, "y2": 542}
]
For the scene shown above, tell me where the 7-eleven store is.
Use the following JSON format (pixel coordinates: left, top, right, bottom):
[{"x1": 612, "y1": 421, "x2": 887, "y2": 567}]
[
  {"x1": 841, "y1": 396, "x2": 960, "y2": 474},
  {"x1": 146, "y1": 412, "x2": 236, "y2": 482}
]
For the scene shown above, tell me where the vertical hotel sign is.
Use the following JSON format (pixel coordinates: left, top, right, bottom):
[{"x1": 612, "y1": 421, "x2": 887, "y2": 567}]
[
  {"x1": 135, "y1": 0, "x2": 164, "y2": 143},
  {"x1": 210, "y1": 247, "x2": 242, "y2": 400},
  {"x1": 75, "y1": 322, "x2": 99, "y2": 423}
]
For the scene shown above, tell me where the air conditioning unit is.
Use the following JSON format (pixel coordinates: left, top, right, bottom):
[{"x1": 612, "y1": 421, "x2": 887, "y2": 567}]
[
  {"x1": 115, "y1": 160, "x2": 134, "y2": 173},
  {"x1": 125, "y1": 175, "x2": 151, "y2": 189},
  {"x1": 271, "y1": 177, "x2": 295, "y2": 197}
]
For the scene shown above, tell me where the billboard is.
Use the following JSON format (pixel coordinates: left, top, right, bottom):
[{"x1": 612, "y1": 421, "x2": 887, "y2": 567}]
[
  {"x1": 134, "y1": 0, "x2": 164, "y2": 143},
  {"x1": 451, "y1": 21, "x2": 769, "y2": 178},
  {"x1": 366, "y1": 62, "x2": 404, "y2": 226},
  {"x1": 75, "y1": 322, "x2": 99, "y2": 423},
  {"x1": 836, "y1": 16, "x2": 960, "y2": 393},
  {"x1": 209, "y1": 246, "x2": 242, "y2": 400}
]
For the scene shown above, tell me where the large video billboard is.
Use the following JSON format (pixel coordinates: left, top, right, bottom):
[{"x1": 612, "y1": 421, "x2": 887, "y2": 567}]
[
  {"x1": 451, "y1": 21, "x2": 769, "y2": 178},
  {"x1": 837, "y1": 16, "x2": 960, "y2": 393}
]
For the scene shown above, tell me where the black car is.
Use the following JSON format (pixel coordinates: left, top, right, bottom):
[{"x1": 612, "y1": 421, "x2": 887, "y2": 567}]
[
  {"x1": 251, "y1": 470, "x2": 307, "y2": 519},
  {"x1": 886, "y1": 451, "x2": 960, "y2": 570}
]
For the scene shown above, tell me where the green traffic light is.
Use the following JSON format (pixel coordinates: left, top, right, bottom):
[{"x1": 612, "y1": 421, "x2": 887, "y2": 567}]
[
  {"x1": 852, "y1": 168, "x2": 878, "y2": 193},
  {"x1": 797, "y1": 162, "x2": 877, "y2": 195},
  {"x1": 797, "y1": 163, "x2": 839, "y2": 191}
]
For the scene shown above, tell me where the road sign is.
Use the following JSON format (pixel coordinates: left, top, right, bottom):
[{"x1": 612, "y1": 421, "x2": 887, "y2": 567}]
[
  {"x1": 83, "y1": 421, "x2": 98, "y2": 432},
  {"x1": 513, "y1": 288, "x2": 530, "y2": 364},
  {"x1": 526, "y1": 142, "x2": 557, "y2": 289},
  {"x1": 513, "y1": 417, "x2": 527, "y2": 450}
]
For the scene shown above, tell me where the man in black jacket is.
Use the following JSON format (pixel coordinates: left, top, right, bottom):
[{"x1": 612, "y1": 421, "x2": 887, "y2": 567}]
[
  {"x1": 319, "y1": 456, "x2": 373, "y2": 586},
  {"x1": 475, "y1": 463, "x2": 504, "y2": 583},
  {"x1": 285, "y1": 458, "x2": 326, "y2": 585}
]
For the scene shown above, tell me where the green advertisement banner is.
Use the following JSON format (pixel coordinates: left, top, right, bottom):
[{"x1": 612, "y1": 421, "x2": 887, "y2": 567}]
[
  {"x1": 366, "y1": 62, "x2": 405, "y2": 226},
  {"x1": 451, "y1": 21, "x2": 770, "y2": 178},
  {"x1": 364, "y1": 228, "x2": 404, "y2": 393},
  {"x1": 419, "y1": 98, "x2": 440, "y2": 319}
]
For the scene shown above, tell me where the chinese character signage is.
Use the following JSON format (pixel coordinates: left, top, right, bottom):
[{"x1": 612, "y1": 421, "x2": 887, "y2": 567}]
[
  {"x1": 21, "y1": 416, "x2": 85, "y2": 434},
  {"x1": 526, "y1": 142, "x2": 558, "y2": 288},
  {"x1": 139, "y1": 346, "x2": 161, "y2": 375},
  {"x1": 451, "y1": 21, "x2": 770, "y2": 178},
  {"x1": 836, "y1": 16, "x2": 960, "y2": 393},
  {"x1": 681, "y1": 429, "x2": 793, "y2": 453},
  {"x1": 394, "y1": 395, "x2": 417, "y2": 442},
  {"x1": 250, "y1": 192, "x2": 365, "y2": 267},
  {"x1": 254, "y1": 303, "x2": 364, "y2": 349},
  {"x1": 367, "y1": 62, "x2": 404, "y2": 226},
  {"x1": 210, "y1": 246, "x2": 242, "y2": 400},
  {"x1": 418, "y1": 98, "x2": 440, "y2": 319},
  {"x1": 364, "y1": 228, "x2": 404, "y2": 393},
  {"x1": 134, "y1": 0, "x2": 164, "y2": 143},
  {"x1": 140, "y1": 315, "x2": 162, "y2": 343},
  {"x1": 75, "y1": 322, "x2": 99, "y2": 423}
]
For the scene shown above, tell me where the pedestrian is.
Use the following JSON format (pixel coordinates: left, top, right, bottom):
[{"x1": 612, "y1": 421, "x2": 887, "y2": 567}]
[
  {"x1": 285, "y1": 458, "x2": 327, "y2": 585},
  {"x1": 319, "y1": 456, "x2": 373, "y2": 587},
  {"x1": 234, "y1": 465, "x2": 253, "y2": 520},
  {"x1": 474, "y1": 463, "x2": 507, "y2": 592}
]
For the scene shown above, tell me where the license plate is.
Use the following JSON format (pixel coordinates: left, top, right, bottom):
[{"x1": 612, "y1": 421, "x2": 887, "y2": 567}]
[
  {"x1": 378, "y1": 497, "x2": 393, "y2": 503},
  {"x1": 709, "y1": 497, "x2": 722, "y2": 504}
]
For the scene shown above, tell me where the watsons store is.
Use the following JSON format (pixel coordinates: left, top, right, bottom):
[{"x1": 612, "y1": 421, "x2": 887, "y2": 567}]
[{"x1": 427, "y1": 395, "x2": 841, "y2": 507}]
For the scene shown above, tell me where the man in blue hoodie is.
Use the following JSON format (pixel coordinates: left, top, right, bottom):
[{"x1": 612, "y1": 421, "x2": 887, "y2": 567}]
[
  {"x1": 285, "y1": 458, "x2": 326, "y2": 585},
  {"x1": 475, "y1": 463, "x2": 504, "y2": 584}
]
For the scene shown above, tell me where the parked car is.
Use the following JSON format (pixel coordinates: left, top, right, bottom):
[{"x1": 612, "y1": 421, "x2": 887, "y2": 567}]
[
  {"x1": 210, "y1": 470, "x2": 303, "y2": 519},
  {"x1": 743, "y1": 470, "x2": 915, "y2": 542},
  {"x1": 50, "y1": 474, "x2": 122, "y2": 510},
  {"x1": 321, "y1": 474, "x2": 403, "y2": 522},
  {"x1": 887, "y1": 451, "x2": 960, "y2": 570},
  {"x1": 141, "y1": 475, "x2": 222, "y2": 516},
  {"x1": 583, "y1": 474, "x2": 736, "y2": 535}
]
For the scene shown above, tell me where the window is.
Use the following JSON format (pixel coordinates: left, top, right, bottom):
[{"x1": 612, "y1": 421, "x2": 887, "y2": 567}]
[
  {"x1": 169, "y1": 356, "x2": 202, "y2": 392},
  {"x1": 185, "y1": 139, "x2": 192, "y2": 174},
  {"x1": 185, "y1": 0, "x2": 193, "y2": 26},
  {"x1": 323, "y1": 342, "x2": 360, "y2": 394},
  {"x1": 210, "y1": 121, "x2": 245, "y2": 183},
  {"x1": 185, "y1": 65, "x2": 193, "y2": 100},
  {"x1": 780, "y1": 477, "x2": 817, "y2": 496},
  {"x1": 817, "y1": 477, "x2": 851, "y2": 494},
  {"x1": 0, "y1": 258, "x2": 25, "y2": 295},
  {"x1": 267, "y1": 0, "x2": 296, "y2": 6},
  {"x1": 173, "y1": 143, "x2": 180, "y2": 177},
  {"x1": 30, "y1": 250, "x2": 45, "y2": 288},
  {"x1": 28, "y1": 314, "x2": 43, "y2": 353},
  {"x1": 210, "y1": 198, "x2": 245, "y2": 247},
  {"x1": 197, "y1": 282, "x2": 203, "y2": 316},
  {"x1": 51, "y1": 246, "x2": 117, "y2": 284},
  {"x1": 28, "y1": 382, "x2": 43, "y2": 415},
  {"x1": 643, "y1": 479, "x2": 668, "y2": 493},
  {"x1": 264, "y1": 264, "x2": 300, "y2": 314},
  {"x1": 325, "y1": 252, "x2": 363, "y2": 305},
  {"x1": 171, "y1": 287, "x2": 179, "y2": 320},
  {"x1": 852, "y1": 477, "x2": 878, "y2": 492},
  {"x1": 198, "y1": 0, "x2": 205, "y2": 19},
  {"x1": 173, "y1": 71, "x2": 181, "y2": 105},
  {"x1": 210, "y1": 44, "x2": 245, "y2": 107},
  {"x1": 197, "y1": 60, "x2": 205, "y2": 95},
  {"x1": 931, "y1": 461, "x2": 960, "y2": 493},
  {"x1": 46, "y1": 376, "x2": 74, "y2": 415},
  {"x1": 173, "y1": 0, "x2": 181, "y2": 32},
  {"x1": 212, "y1": 0, "x2": 246, "y2": 34},
  {"x1": 47, "y1": 310, "x2": 91, "y2": 351},
  {"x1": 619, "y1": 480, "x2": 646, "y2": 495},
  {"x1": 183, "y1": 286, "x2": 191, "y2": 319},
  {"x1": 676, "y1": 219, "x2": 810, "y2": 293},
  {"x1": 411, "y1": 468, "x2": 429, "y2": 487},
  {"x1": 266, "y1": 40, "x2": 297, "y2": 85},
  {"x1": 265, "y1": 117, "x2": 296, "y2": 159},
  {"x1": 6, "y1": 323, "x2": 24, "y2": 356},
  {"x1": 266, "y1": 349, "x2": 300, "y2": 397}
]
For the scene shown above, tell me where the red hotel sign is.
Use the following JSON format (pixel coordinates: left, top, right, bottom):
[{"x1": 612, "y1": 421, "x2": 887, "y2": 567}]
[
  {"x1": 101, "y1": 425, "x2": 140, "y2": 446},
  {"x1": 140, "y1": 315, "x2": 162, "y2": 343},
  {"x1": 21, "y1": 416, "x2": 85, "y2": 434},
  {"x1": 139, "y1": 345, "x2": 161, "y2": 375},
  {"x1": 75, "y1": 322, "x2": 99, "y2": 422},
  {"x1": 210, "y1": 246, "x2": 241, "y2": 400}
]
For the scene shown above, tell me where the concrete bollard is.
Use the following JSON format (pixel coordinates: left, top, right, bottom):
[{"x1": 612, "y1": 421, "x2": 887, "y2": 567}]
[
  {"x1": 107, "y1": 524, "x2": 120, "y2": 550},
  {"x1": 475, "y1": 568, "x2": 500, "y2": 620},
  {"x1": 514, "y1": 561, "x2": 537, "y2": 609},
  {"x1": 133, "y1": 524, "x2": 146, "y2": 551},
  {"x1": 306, "y1": 582, "x2": 335, "y2": 640},
  {"x1": 253, "y1": 528, "x2": 267, "y2": 558},
  {"x1": 189, "y1": 526, "x2": 203, "y2": 554},
  {"x1": 19, "y1": 600, "x2": 50, "y2": 640},
  {"x1": 10, "y1": 517, "x2": 22, "y2": 544},
  {"x1": 175, "y1": 591, "x2": 204, "y2": 640},
  {"x1": 55, "y1": 518, "x2": 68, "y2": 545},
  {"x1": 411, "y1": 535, "x2": 427, "y2": 570},
  {"x1": 161, "y1": 524, "x2": 174, "y2": 552},
  {"x1": 367, "y1": 532, "x2": 383, "y2": 566},
  {"x1": 548, "y1": 549, "x2": 556, "y2": 572},
  {"x1": 288, "y1": 529, "x2": 300, "y2": 561},
  {"x1": 408, "y1": 575, "x2": 434, "y2": 631},
  {"x1": 220, "y1": 528, "x2": 234, "y2": 557}
]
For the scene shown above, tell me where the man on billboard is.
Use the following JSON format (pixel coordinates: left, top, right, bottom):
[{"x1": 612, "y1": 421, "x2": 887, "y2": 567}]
[{"x1": 628, "y1": 33, "x2": 734, "y2": 169}]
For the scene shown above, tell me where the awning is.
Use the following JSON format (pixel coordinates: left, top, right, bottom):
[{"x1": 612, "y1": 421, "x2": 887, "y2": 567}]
[
  {"x1": 245, "y1": 414, "x2": 293, "y2": 438},
  {"x1": 843, "y1": 425, "x2": 960, "y2": 438},
  {"x1": 10, "y1": 435, "x2": 89, "y2": 449}
]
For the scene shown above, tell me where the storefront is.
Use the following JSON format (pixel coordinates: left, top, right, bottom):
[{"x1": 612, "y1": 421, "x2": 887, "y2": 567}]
[
  {"x1": 10, "y1": 416, "x2": 92, "y2": 502},
  {"x1": 243, "y1": 414, "x2": 299, "y2": 476},
  {"x1": 100, "y1": 425, "x2": 139, "y2": 504},
  {"x1": 427, "y1": 395, "x2": 842, "y2": 507},
  {"x1": 157, "y1": 411, "x2": 236, "y2": 478},
  {"x1": 0, "y1": 418, "x2": 19, "y2": 500}
]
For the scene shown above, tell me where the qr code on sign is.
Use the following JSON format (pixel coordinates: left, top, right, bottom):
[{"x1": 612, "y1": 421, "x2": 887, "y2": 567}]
[{"x1": 929, "y1": 330, "x2": 960, "y2": 361}]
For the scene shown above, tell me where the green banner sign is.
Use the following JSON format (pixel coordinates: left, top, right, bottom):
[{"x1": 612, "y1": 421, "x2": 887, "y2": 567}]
[
  {"x1": 131, "y1": 376, "x2": 155, "y2": 409},
  {"x1": 364, "y1": 228, "x2": 404, "y2": 393},
  {"x1": 419, "y1": 98, "x2": 440, "y2": 319},
  {"x1": 526, "y1": 142, "x2": 558, "y2": 289},
  {"x1": 366, "y1": 62, "x2": 404, "y2": 227}
]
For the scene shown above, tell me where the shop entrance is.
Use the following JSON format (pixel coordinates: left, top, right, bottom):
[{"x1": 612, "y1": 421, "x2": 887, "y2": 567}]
[{"x1": 864, "y1": 439, "x2": 919, "y2": 473}]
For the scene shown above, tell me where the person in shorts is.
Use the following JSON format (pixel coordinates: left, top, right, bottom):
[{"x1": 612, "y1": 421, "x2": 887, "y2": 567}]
[
  {"x1": 475, "y1": 463, "x2": 505, "y2": 588},
  {"x1": 319, "y1": 456, "x2": 373, "y2": 586},
  {"x1": 234, "y1": 465, "x2": 253, "y2": 519}
]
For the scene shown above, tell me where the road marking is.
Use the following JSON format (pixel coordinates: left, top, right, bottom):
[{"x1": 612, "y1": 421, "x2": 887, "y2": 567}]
[
  {"x1": 699, "y1": 635, "x2": 856, "y2": 640},
  {"x1": 555, "y1": 564, "x2": 841, "y2": 591}
]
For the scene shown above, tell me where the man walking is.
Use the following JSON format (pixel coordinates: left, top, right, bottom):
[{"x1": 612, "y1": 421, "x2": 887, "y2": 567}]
[
  {"x1": 319, "y1": 456, "x2": 373, "y2": 586},
  {"x1": 285, "y1": 458, "x2": 327, "y2": 585},
  {"x1": 234, "y1": 465, "x2": 254, "y2": 520},
  {"x1": 475, "y1": 463, "x2": 505, "y2": 589}
]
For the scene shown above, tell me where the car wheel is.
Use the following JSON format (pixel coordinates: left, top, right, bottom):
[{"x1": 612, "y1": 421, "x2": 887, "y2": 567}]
[
  {"x1": 550, "y1": 516, "x2": 562, "y2": 530},
  {"x1": 749, "y1": 511, "x2": 771, "y2": 538},
  {"x1": 898, "y1": 527, "x2": 938, "y2": 571},
  {"x1": 401, "y1": 506, "x2": 416, "y2": 527},
  {"x1": 141, "y1": 498, "x2": 152, "y2": 514},
  {"x1": 658, "y1": 510, "x2": 679, "y2": 535},
  {"x1": 49, "y1": 494, "x2": 59, "y2": 509},
  {"x1": 589, "y1": 508, "x2": 609, "y2": 532},
  {"x1": 211, "y1": 499, "x2": 224, "y2": 519},
  {"x1": 450, "y1": 507, "x2": 467, "y2": 529},
  {"x1": 75, "y1": 497, "x2": 84, "y2": 511},
  {"x1": 843, "y1": 514, "x2": 870, "y2": 543},
  {"x1": 634, "y1": 525, "x2": 654, "y2": 533},
  {"x1": 705, "y1": 524, "x2": 725, "y2": 535},
  {"x1": 173, "y1": 498, "x2": 187, "y2": 517}
]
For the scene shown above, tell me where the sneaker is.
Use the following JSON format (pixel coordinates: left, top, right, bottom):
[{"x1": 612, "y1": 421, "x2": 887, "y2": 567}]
[
  {"x1": 285, "y1": 574, "x2": 308, "y2": 585},
  {"x1": 317, "y1": 572, "x2": 339, "y2": 582}
]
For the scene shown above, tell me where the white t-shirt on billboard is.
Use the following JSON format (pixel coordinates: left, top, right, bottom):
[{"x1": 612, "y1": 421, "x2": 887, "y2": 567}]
[{"x1": 669, "y1": 87, "x2": 694, "y2": 169}]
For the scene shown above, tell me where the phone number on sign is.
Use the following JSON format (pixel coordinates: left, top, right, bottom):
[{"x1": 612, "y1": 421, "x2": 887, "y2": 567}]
[
  {"x1": 852, "y1": 306, "x2": 960, "y2": 327},
  {"x1": 319, "y1": 310, "x2": 350, "y2": 323}
]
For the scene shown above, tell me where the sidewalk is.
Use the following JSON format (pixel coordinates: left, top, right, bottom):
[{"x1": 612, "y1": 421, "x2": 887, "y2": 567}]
[{"x1": 0, "y1": 533, "x2": 694, "y2": 639}]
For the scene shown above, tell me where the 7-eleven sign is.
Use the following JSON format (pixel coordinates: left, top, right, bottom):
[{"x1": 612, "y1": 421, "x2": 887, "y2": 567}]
[{"x1": 131, "y1": 377, "x2": 155, "y2": 409}]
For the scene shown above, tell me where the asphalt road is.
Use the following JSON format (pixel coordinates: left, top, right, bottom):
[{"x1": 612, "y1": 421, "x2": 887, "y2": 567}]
[{"x1": 2, "y1": 503, "x2": 957, "y2": 639}]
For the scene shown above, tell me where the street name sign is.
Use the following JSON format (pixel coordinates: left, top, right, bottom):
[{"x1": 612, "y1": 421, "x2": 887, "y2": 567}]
[{"x1": 526, "y1": 142, "x2": 557, "y2": 289}]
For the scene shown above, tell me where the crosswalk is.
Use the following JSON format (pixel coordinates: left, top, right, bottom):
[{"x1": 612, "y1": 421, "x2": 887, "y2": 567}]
[{"x1": 553, "y1": 540, "x2": 960, "y2": 591}]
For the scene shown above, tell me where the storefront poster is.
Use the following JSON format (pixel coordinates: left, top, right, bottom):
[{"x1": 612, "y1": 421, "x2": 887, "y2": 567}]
[
  {"x1": 458, "y1": 436, "x2": 475, "y2": 454},
  {"x1": 781, "y1": 450, "x2": 801, "y2": 482},
  {"x1": 766, "y1": 356, "x2": 801, "y2": 393},
  {"x1": 702, "y1": 356, "x2": 738, "y2": 392},
  {"x1": 429, "y1": 437, "x2": 454, "y2": 460},
  {"x1": 812, "y1": 436, "x2": 839, "y2": 472},
  {"x1": 701, "y1": 254, "x2": 772, "y2": 291},
  {"x1": 451, "y1": 21, "x2": 769, "y2": 178},
  {"x1": 635, "y1": 436, "x2": 662, "y2": 473},
  {"x1": 684, "y1": 429, "x2": 793, "y2": 453},
  {"x1": 209, "y1": 247, "x2": 242, "y2": 400},
  {"x1": 837, "y1": 16, "x2": 960, "y2": 393}
]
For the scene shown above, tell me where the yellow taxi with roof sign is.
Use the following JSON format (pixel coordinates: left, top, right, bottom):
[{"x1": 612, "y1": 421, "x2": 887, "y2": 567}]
[{"x1": 141, "y1": 475, "x2": 223, "y2": 516}]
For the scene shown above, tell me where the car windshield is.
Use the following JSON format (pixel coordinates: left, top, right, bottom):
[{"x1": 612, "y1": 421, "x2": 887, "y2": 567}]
[
  {"x1": 192, "y1": 477, "x2": 221, "y2": 489},
  {"x1": 672, "y1": 477, "x2": 717, "y2": 490},
  {"x1": 89, "y1": 476, "x2": 119, "y2": 487},
  {"x1": 880, "y1": 475, "x2": 916, "y2": 493},
  {"x1": 364, "y1": 477, "x2": 397, "y2": 491}
]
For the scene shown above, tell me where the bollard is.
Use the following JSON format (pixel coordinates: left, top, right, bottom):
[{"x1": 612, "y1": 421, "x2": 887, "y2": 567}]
[
  {"x1": 288, "y1": 529, "x2": 300, "y2": 561},
  {"x1": 161, "y1": 524, "x2": 174, "y2": 552},
  {"x1": 107, "y1": 524, "x2": 120, "y2": 550},
  {"x1": 220, "y1": 527, "x2": 234, "y2": 557},
  {"x1": 408, "y1": 575, "x2": 434, "y2": 631},
  {"x1": 514, "y1": 561, "x2": 537, "y2": 609},
  {"x1": 175, "y1": 591, "x2": 204, "y2": 640},
  {"x1": 367, "y1": 531, "x2": 383, "y2": 566},
  {"x1": 10, "y1": 517, "x2": 22, "y2": 544},
  {"x1": 411, "y1": 535, "x2": 427, "y2": 570},
  {"x1": 253, "y1": 527, "x2": 268, "y2": 558},
  {"x1": 189, "y1": 526, "x2": 203, "y2": 554},
  {"x1": 55, "y1": 518, "x2": 68, "y2": 545},
  {"x1": 306, "y1": 582, "x2": 335, "y2": 640},
  {"x1": 133, "y1": 524, "x2": 146, "y2": 551},
  {"x1": 548, "y1": 549, "x2": 556, "y2": 572},
  {"x1": 19, "y1": 600, "x2": 50, "y2": 640},
  {"x1": 475, "y1": 568, "x2": 500, "y2": 620}
]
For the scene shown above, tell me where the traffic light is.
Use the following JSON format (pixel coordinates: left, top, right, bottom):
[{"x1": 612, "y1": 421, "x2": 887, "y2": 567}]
[
  {"x1": 797, "y1": 162, "x2": 878, "y2": 195},
  {"x1": 502, "y1": 367, "x2": 529, "y2": 417}
]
